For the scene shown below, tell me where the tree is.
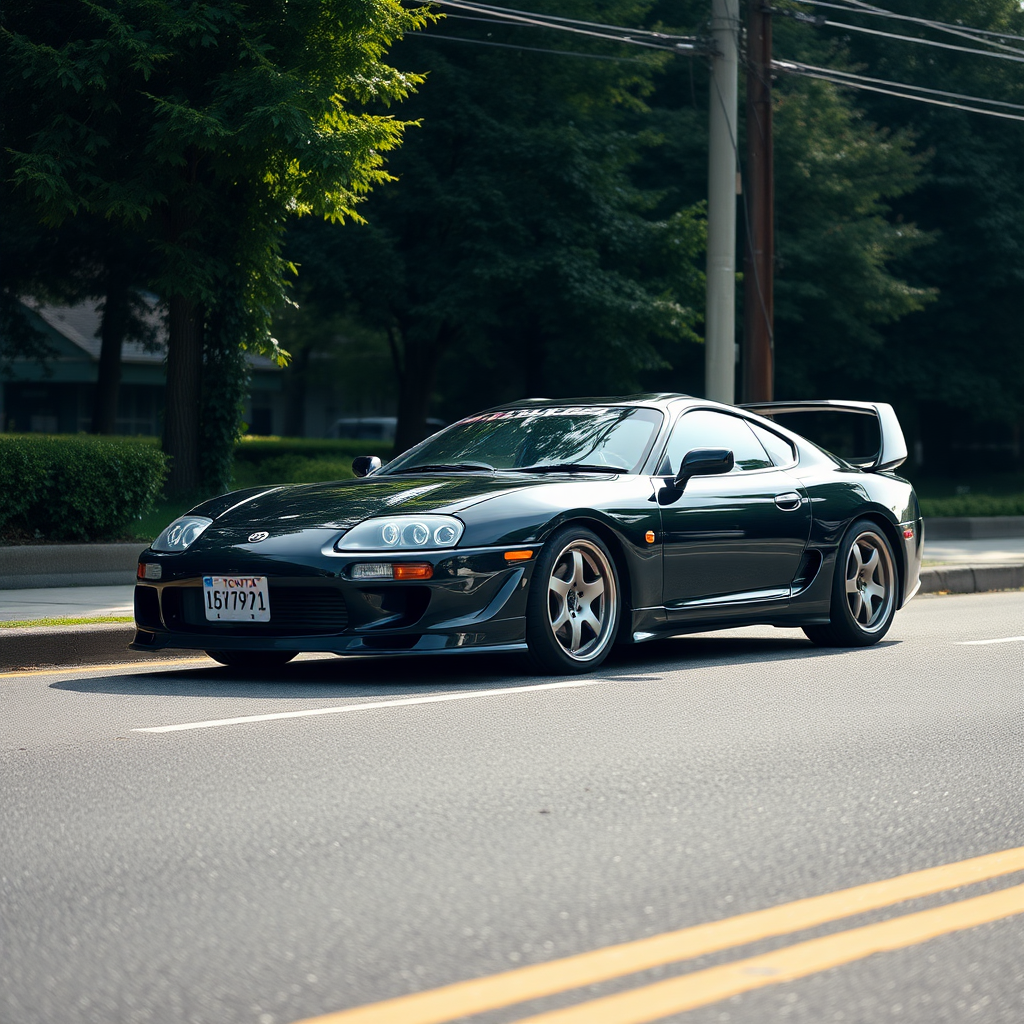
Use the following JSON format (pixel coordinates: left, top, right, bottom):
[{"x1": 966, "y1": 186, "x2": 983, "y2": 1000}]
[
  {"x1": 811, "y1": 0, "x2": 1024, "y2": 468},
  {"x1": 2, "y1": 0, "x2": 429, "y2": 492},
  {"x1": 287, "y1": 0, "x2": 707, "y2": 452}
]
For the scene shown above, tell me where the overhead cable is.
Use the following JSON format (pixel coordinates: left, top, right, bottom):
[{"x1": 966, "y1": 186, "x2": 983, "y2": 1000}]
[
  {"x1": 422, "y1": 0, "x2": 697, "y2": 47},
  {"x1": 414, "y1": 33, "x2": 650, "y2": 62},
  {"x1": 789, "y1": 0, "x2": 1024, "y2": 55},
  {"x1": 821, "y1": 18, "x2": 1024, "y2": 64},
  {"x1": 775, "y1": 61, "x2": 1024, "y2": 123},
  {"x1": 780, "y1": 60, "x2": 1024, "y2": 113}
]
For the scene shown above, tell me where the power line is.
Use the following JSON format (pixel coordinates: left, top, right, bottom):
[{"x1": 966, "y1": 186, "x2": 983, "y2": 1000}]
[
  {"x1": 820, "y1": 18, "x2": 1024, "y2": 65},
  {"x1": 421, "y1": 0, "x2": 698, "y2": 49},
  {"x1": 775, "y1": 61, "x2": 1024, "y2": 123},
  {"x1": 415, "y1": 32, "x2": 650, "y2": 62},
  {"x1": 782, "y1": 60, "x2": 1024, "y2": 113},
  {"x1": 789, "y1": 0, "x2": 1024, "y2": 55}
]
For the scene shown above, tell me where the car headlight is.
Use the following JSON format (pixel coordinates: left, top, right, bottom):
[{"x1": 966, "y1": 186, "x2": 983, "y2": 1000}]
[
  {"x1": 335, "y1": 514, "x2": 464, "y2": 551},
  {"x1": 151, "y1": 515, "x2": 213, "y2": 553}
]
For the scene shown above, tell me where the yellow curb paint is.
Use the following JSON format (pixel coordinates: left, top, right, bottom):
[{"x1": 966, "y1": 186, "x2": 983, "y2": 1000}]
[
  {"x1": 509, "y1": 881, "x2": 1024, "y2": 1024},
  {"x1": 290, "y1": 847, "x2": 1024, "y2": 1024},
  {"x1": 0, "y1": 656, "x2": 209, "y2": 680}
]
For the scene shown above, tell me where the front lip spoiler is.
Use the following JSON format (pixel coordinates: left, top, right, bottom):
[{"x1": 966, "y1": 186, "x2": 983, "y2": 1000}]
[{"x1": 129, "y1": 631, "x2": 528, "y2": 658}]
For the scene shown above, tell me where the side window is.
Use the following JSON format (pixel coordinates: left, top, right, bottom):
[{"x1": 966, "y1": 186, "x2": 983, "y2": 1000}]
[
  {"x1": 662, "y1": 410, "x2": 773, "y2": 474},
  {"x1": 749, "y1": 423, "x2": 797, "y2": 467}
]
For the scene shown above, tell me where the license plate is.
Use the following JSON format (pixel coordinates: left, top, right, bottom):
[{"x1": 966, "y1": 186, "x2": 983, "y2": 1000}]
[{"x1": 202, "y1": 576, "x2": 271, "y2": 622}]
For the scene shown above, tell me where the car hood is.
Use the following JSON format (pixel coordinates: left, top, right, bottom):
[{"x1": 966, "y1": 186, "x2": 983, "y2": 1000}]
[{"x1": 193, "y1": 474, "x2": 540, "y2": 539}]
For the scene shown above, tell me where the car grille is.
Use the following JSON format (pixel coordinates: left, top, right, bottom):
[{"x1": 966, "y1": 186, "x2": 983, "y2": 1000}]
[{"x1": 162, "y1": 585, "x2": 349, "y2": 636}]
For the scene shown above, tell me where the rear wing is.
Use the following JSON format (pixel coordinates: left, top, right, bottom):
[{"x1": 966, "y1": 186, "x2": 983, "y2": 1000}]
[{"x1": 739, "y1": 400, "x2": 908, "y2": 472}]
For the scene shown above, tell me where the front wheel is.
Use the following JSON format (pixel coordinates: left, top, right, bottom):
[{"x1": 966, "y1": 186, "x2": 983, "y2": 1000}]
[
  {"x1": 206, "y1": 650, "x2": 297, "y2": 672},
  {"x1": 803, "y1": 519, "x2": 898, "y2": 647},
  {"x1": 525, "y1": 526, "x2": 621, "y2": 674}
]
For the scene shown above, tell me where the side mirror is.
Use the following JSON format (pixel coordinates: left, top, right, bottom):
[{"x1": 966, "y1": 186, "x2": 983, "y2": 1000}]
[
  {"x1": 672, "y1": 447, "x2": 734, "y2": 489},
  {"x1": 352, "y1": 455, "x2": 382, "y2": 478}
]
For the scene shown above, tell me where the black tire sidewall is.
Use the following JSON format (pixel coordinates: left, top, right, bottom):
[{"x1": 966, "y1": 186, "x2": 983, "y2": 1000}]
[{"x1": 525, "y1": 525, "x2": 621, "y2": 674}]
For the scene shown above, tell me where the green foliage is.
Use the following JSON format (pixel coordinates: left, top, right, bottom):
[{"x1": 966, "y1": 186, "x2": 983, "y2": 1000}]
[
  {"x1": 920, "y1": 495, "x2": 1024, "y2": 518},
  {"x1": 232, "y1": 437, "x2": 393, "y2": 465},
  {"x1": 0, "y1": 434, "x2": 167, "y2": 541},
  {"x1": 286, "y1": 1, "x2": 707, "y2": 450},
  {"x1": 2, "y1": 0, "x2": 432, "y2": 490}
]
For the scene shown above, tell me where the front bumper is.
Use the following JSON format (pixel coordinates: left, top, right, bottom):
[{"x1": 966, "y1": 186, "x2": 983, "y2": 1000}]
[{"x1": 131, "y1": 546, "x2": 533, "y2": 656}]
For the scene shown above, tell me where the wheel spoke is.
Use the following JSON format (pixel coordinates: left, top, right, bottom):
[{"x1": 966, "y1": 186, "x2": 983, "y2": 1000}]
[
  {"x1": 579, "y1": 606, "x2": 602, "y2": 638},
  {"x1": 549, "y1": 574, "x2": 571, "y2": 599},
  {"x1": 550, "y1": 601, "x2": 570, "y2": 632},
  {"x1": 862, "y1": 548, "x2": 880, "y2": 581},
  {"x1": 849, "y1": 543, "x2": 864, "y2": 577},
  {"x1": 570, "y1": 549, "x2": 585, "y2": 589},
  {"x1": 569, "y1": 615, "x2": 583, "y2": 652},
  {"x1": 582, "y1": 576, "x2": 605, "y2": 602},
  {"x1": 864, "y1": 582, "x2": 886, "y2": 606},
  {"x1": 845, "y1": 574, "x2": 860, "y2": 595},
  {"x1": 849, "y1": 591, "x2": 864, "y2": 622}
]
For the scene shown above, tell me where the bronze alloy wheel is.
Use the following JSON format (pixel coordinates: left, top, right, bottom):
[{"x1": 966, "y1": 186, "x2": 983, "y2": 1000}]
[
  {"x1": 526, "y1": 527, "x2": 621, "y2": 673},
  {"x1": 803, "y1": 518, "x2": 898, "y2": 648},
  {"x1": 843, "y1": 530, "x2": 895, "y2": 633}
]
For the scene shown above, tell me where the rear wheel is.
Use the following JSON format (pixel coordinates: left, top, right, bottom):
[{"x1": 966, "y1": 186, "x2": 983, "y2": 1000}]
[
  {"x1": 206, "y1": 650, "x2": 297, "y2": 671},
  {"x1": 803, "y1": 519, "x2": 897, "y2": 647},
  {"x1": 526, "y1": 526, "x2": 621, "y2": 674}
]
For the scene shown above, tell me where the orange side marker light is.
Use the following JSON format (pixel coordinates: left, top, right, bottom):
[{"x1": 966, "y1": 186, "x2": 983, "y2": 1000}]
[
  {"x1": 393, "y1": 563, "x2": 433, "y2": 580},
  {"x1": 645, "y1": 530, "x2": 656, "y2": 544},
  {"x1": 504, "y1": 550, "x2": 534, "y2": 562}
]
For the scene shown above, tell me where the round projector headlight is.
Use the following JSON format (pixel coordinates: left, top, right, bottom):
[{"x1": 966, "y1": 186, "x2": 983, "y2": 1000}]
[
  {"x1": 151, "y1": 515, "x2": 213, "y2": 553},
  {"x1": 335, "y1": 514, "x2": 465, "y2": 552},
  {"x1": 434, "y1": 523, "x2": 458, "y2": 546}
]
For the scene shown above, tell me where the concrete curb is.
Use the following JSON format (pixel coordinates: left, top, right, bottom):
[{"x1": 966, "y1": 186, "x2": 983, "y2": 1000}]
[
  {"x1": 918, "y1": 563, "x2": 1024, "y2": 595},
  {"x1": 1, "y1": 623, "x2": 144, "y2": 672},
  {"x1": 0, "y1": 543, "x2": 144, "y2": 590}
]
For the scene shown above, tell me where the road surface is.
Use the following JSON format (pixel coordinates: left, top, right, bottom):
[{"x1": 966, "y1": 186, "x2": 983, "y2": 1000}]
[{"x1": 3, "y1": 591, "x2": 1023, "y2": 1024}]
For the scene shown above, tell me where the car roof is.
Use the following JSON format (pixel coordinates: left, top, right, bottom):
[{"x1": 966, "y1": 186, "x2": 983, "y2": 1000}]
[{"x1": 484, "y1": 393, "x2": 711, "y2": 413}]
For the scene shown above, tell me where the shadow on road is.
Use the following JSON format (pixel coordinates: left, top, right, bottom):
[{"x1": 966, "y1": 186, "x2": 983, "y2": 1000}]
[{"x1": 49, "y1": 631, "x2": 897, "y2": 699}]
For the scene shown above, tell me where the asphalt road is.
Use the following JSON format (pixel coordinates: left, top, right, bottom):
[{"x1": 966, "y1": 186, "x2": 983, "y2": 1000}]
[{"x1": 3, "y1": 591, "x2": 1023, "y2": 1024}]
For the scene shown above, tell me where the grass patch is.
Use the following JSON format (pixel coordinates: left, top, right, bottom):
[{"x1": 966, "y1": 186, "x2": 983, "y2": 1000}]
[{"x1": 0, "y1": 615, "x2": 134, "y2": 629}]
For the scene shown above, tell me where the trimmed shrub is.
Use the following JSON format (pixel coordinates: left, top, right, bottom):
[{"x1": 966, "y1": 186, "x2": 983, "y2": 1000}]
[
  {"x1": 0, "y1": 435, "x2": 168, "y2": 542},
  {"x1": 233, "y1": 436, "x2": 393, "y2": 467},
  {"x1": 232, "y1": 455, "x2": 356, "y2": 488},
  {"x1": 920, "y1": 494, "x2": 1024, "y2": 518}
]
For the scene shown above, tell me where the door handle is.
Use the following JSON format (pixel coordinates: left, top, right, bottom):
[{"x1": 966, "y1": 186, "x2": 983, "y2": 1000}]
[{"x1": 775, "y1": 492, "x2": 802, "y2": 511}]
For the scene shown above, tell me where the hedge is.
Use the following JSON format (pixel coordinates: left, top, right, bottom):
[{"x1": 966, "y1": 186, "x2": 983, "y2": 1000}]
[
  {"x1": 920, "y1": 494, "x2": 1024, "y2": 518},
  {"x1": 0, "y1": 435, "x2": 168, "y2": 542},
  {"x1": 233, "y1": 436, "x2": 394, "y2": 465}
]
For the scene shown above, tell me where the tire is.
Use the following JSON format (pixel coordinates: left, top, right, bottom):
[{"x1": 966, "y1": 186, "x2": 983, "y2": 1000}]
[
  {"x1": 525, "y1": 526, "x2": 621, "y2": 674},
  {"x1": 206, "y1": 650, "x2": 298, "y2": 671},
  {"x1": 803, "y1": 519, "x2": 898, "y2": 647}
]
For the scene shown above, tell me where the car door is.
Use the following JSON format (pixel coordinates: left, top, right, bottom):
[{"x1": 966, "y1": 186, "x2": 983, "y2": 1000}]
[{"x1": 656, "y1": 409, "x2": 811, "y2": 611}]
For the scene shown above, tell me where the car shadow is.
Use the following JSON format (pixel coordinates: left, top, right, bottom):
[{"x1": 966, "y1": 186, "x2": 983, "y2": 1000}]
[{"x1": 49, "y1": 633, "x2": 898, "y2": 699}]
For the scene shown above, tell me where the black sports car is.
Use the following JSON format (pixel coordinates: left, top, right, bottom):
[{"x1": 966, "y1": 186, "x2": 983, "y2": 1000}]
[{"x1": 132, "y1": 395, "x2": 923, "y2": 674}]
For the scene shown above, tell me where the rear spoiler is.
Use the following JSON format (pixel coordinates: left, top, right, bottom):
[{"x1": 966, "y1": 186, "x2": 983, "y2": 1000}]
[{"x1": 739, "y1": 400, "x2": 908, "y2": 472}]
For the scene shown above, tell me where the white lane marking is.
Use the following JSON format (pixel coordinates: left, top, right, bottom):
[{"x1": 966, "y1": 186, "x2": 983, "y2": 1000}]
[
  {"x1": 954, "y1": 636, "x2": 1024, "y2": 646},
  {"x1": 134, "y1": 678, "x2": 612, "y2": 733}
]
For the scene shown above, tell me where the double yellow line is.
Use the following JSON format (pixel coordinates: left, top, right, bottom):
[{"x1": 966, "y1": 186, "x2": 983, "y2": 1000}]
[{"x1": 294, "y1": 846, "x2": 1024, "y2": 1024}]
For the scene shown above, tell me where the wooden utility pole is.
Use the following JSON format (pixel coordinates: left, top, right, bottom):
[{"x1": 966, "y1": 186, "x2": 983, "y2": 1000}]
[
  {"x1": 742, "y1": 0, "x2": 774, "y2": 402},
  {"x1": 705, "y1": 0, "x2": 740, "y2": 405}
]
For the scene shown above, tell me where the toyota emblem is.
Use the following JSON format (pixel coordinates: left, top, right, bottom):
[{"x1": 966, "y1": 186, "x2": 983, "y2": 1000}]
[{"x1": 248, "y1": 531, "x2": 269, "y2": 543}]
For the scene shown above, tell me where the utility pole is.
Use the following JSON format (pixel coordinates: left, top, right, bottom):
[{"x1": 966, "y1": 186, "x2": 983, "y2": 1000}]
[
  {"x1": 705, "y1": 0, "x2": 740, "y2": 405},
  {"x1": 743, "y1": 0, "x2": 774, "y2": 402}
]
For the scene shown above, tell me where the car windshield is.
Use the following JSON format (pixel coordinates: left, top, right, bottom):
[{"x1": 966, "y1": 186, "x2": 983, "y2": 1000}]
[{"x1": 382, "y1": 406, "x2": 664, "y2": 474}]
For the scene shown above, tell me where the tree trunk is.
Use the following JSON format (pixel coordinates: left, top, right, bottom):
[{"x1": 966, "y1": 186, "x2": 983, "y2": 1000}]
[
  {"x1": 283, "y1": 344, "x2": 312, "y2": 437},
  {"x1": 164, "y1": 294, "x2": 203, "y2": 495},
  {"x1": 91, "y1": 261, "x2": 129, "y2": 434},
  {"x1": 392, "y1": 323, "x2": 449, "y2": 455}
]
